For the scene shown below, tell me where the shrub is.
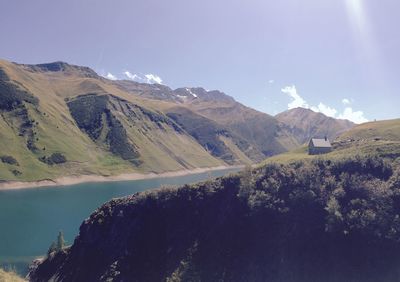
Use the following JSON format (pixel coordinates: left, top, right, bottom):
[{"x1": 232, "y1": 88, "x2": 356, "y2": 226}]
[
  {"x1": 11, "y1": 169, "x2": 22, "y2": 176},
  {"x1": 0, "y1": 155, "x2": 19, "y2": 166},
  {"x1": 0, "y1": 73, "x2": 38, "y2": 111},
  {"x1": 240, "y1": 156, "x2": 399, "y2": 240},
  {"x1": 39, "y1": 153, "x2": 67, "y2": 165}
]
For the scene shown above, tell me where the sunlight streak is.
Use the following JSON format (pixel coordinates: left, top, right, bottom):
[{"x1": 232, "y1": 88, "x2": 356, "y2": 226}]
[
  {"x1": 344, "y1": 0, "x2": 385, "y2": 86},
  {"x1": 346, "y1": 0, "x2": 366, "y2": 34}
]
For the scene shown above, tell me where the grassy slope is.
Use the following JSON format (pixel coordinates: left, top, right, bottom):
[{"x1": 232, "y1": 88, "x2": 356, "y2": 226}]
[
  {"x1": 185, "y1": 100, "x2": 299, "y2": 156},
  {"x1": 144, "y1": 86, "x2": 299, "y2": 159},
  {"x1": 276, "y1": 107, "x2": 355, "y2": 144},
  {"x1": 0, "y1": 61, "x2": 134, "y2": 181},
  {"x1": 218, "y1": 135, "x2": 253, "y2": 165},
  {"x1": 337, "y1": 119, "x2": 400, "y2": 140},
  {"x1": 0, "y1": 60, "x2": 222, "y2": 181},
  {"x1": 107, "y1": 78, "x2": 355, "y2": 163},
  {"x1": 0, "y1": 268, "x2": 26, "y2": 282},
  {"x1": 117, "y1": 106, "x2": 223, "y2": 172},
  {"x1": 262, "y1": 119, "x2": 400, "y2": 165}
]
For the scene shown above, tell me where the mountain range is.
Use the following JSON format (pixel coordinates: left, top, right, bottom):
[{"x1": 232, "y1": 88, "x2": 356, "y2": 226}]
[{"x1": 0, "y1": 59, "x2": 354, "y2": 182}]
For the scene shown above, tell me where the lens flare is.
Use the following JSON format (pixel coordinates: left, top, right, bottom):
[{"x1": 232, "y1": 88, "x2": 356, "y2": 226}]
[
  {"x1": 345, "y1": 0, "x2": 374, "y2": 58},
  {"x1": 346, "y1": 0, "x2": 366, "y2": 33},
  {"x1": 345, "y1": 0, "x2": 384, "y2": 84}
]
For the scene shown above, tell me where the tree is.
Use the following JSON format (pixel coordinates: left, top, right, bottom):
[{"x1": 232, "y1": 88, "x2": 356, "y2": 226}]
[
  {"x1": 238, "y1": 164, "x2": 254, "y2": 199},
  {"x1": 47, "y1": 241, "x2": 57, "y2": 256},
  {"x1": 46, "y1": 231, "x2": 66, "y2": 257},
  {"x1": 57, "y1": 231, "x2": 65, "y2": 250}
]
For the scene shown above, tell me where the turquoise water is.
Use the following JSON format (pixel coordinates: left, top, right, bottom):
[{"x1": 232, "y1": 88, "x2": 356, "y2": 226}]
[{"x1": 0, "y1": 168, "x2": 240, "y2": 274}]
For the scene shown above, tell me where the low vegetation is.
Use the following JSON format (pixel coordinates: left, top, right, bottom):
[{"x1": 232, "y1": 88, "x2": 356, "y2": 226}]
[
  {"x1": 30, "y1": 155, "x2": 400, "y2": 281},
  {"x1": 0, "y1": 268, "x2": 26, "y2": 282},
  {"x1": 167, "y1": 107, "x2": 236, "y2": 162},
  {"x1": 47, "y1": 231, "x2": 66, "y2": 256},
  {"x1": 0, "y1": 155, "x2": 18, "y2": 166},
  {"x1": 264, "y1": 119, "x2": 400, "y2": 165},
  {"x1": 67, "y1": 94, "x2": 110, "y2": 141},
  {"x1": 67, "y1": 93, "x2": 160, "y2": 163},
  {"x1": 0, "y1": 68, "x2": 38, "y2": 111},
  {"x1": 39, "y1": 153, "x2": 67, "y2": 165}
]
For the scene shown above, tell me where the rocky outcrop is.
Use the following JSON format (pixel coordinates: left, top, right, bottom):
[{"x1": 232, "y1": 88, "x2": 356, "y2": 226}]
[{"x1": 30, "y1": 157, "x2": 400, "y2": 282}]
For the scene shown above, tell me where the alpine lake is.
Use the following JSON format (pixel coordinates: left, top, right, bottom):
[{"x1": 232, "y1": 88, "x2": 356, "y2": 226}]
[{"x1": 0, "y1": 167, "x2": 241, "y2": 275}]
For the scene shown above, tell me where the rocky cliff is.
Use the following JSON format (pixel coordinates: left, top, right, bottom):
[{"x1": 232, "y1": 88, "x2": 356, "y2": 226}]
[{"x1": 30, "y1": 156, "x2": 400, "y2": 282}]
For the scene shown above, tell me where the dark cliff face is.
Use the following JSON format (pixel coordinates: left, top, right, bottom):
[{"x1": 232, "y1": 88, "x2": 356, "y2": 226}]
[
  {"x1": 30, "y1": 157, "x2": 400, "y2": 282},
  {"x1": 21, "y1": 61, "x2": 99, "y2": 78}
]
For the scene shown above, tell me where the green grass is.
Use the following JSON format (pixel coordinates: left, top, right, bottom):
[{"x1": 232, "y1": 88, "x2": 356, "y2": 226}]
[
  {"x1": 1, "y1": 59, "x2": 398, "y2": 182},
  {"x1": 0, "y1": 101, "x2": 135, "y2": 181},
  {"x1": 0, "y1": 60, "x2": 223, "y2": 182},
  {"x1": 261, "y1": 119, "x2": 400, "y2": 166},
  {"x1": 261, "y1": 145, "x2": 313, "y2": 164},
  {"x1": 337, "y1": 119, "x2": 400, "y2": 141}
]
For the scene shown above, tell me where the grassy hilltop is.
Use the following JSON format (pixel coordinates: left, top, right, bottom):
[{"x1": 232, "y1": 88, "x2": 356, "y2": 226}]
[{"x1": 263, "y1": 119, "x2": 400, "y2": 164}]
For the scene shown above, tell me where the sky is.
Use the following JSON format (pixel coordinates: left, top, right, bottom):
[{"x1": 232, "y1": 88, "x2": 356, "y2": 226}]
[{"x1": 0, "y1": 0, "x2": 399, "y2": 123}]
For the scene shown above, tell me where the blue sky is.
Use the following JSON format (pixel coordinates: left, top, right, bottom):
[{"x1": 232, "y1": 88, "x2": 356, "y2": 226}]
[{"x1": 1, "y1": 0, "x2": 399, "y2": 123}]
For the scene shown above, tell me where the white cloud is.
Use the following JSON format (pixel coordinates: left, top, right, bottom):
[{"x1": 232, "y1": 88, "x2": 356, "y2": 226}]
[
  {"x1": 123, "y1": 71, "x2": 163, "y2": 84},
  {"x1": 268, "y1": 79, "x2": 275, "y2": 84},
  {"x1": 338, "y1": 107, "x2": 369, "y2": 124},
  {"x1": 145, "y1": 74, "x2": 163, "y2": 84},
  {"x1": 99, "y1": 71, "x2": 117, "y2": 80},
  {"x1": 342, "y1": 98, "x2": 351, "y2": 105},
  {"x1": 123, "y1": 71, "x2": 141, "y2": 81},
  {"x1": 311, "y1": 102, "x2": 338, "y2": 118},
  {"x1": 281, "y1": 85, "x2": 309, "y2": 109},
  {"x1": 281, "y1": 85, "x2": 368, "y2": 124},
  {"x1": 105, "y1": 72, "x2": 117, "y2": 80}
]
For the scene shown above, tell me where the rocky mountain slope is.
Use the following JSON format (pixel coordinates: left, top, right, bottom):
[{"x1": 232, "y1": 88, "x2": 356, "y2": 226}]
[
  {"x1": 0, "y1": 60, "x2": 223, "y2": 181},
  {"x1": 115, "y1": 81, "x2": 299, "y2": 159},
  {"x1": 276, "y1": 107, "x2": 355, "y2": 144},
  {"x1": 29, "y1": 152, "x2": 400, "y2": 281},
  {"x1": 0, "y1": 59, "x2": 354, "y2": 182}
]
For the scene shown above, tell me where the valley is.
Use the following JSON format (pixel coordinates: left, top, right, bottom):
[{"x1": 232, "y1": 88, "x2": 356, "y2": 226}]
[
  {"x1": 2, "y1": 1, "x2": 400, "y2": 281},
  {"x1": 0, "y1": 59, "x2": 356, "y2": 185}
]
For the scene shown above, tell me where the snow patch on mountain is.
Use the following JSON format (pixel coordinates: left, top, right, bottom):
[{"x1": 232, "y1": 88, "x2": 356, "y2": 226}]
[{"x1": 186, "y1": 88, "x2": 198, "y2": 98}]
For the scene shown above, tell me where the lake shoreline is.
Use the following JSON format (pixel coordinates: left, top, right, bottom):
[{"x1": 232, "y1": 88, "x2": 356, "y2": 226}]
[{"x1": 0, "y1": 165, "x2": 244, "y2": 191}]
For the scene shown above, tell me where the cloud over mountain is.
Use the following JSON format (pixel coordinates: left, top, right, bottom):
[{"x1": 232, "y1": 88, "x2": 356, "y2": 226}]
[
  {"x1": 106, "y1": 72, "x2": 117, "y2": 80},
  {"x1": 124, "y1": 71, "x2": 163, "y2": 84},
  {"x1": 282, "y1": 85, "x2": 368, "y2": 124},
  {"x1": 281, "y1": 85, "x2": 309, "y2": 109}
]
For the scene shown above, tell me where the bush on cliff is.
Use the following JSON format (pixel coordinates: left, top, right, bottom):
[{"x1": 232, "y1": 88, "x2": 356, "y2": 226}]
[{"x1": 30, "y1": 156, "x2": 400, "y2": 282}]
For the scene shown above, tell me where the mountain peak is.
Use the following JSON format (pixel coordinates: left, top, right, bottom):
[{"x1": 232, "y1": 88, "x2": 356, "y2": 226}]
[
  {"x1": 173, "y1": 87, "x2": 235, "y2": 103},
  {"x1": 277, "y1": 107, "x2": 354, "y2": 124},
  {"x1": 32, "y1": 61, "x2": 70, "y2": 72},
  {"x1": 276, "y1": 107, "x2": 355, "y2": 144},
  {"x1": 278, "y1": 107, "x2": 323, "y2": 116},
  {"x1": 18, "y1": 61, "x2": 99, "y2": 78}
]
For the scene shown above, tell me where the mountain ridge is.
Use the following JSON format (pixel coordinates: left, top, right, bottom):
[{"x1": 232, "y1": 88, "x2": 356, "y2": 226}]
[
  {"x1": 0, "y1": 59, "x2": 356, "y2": 182},
  {"x1": 276, "y1": 107, "x2": 355, "y2": 144}
]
